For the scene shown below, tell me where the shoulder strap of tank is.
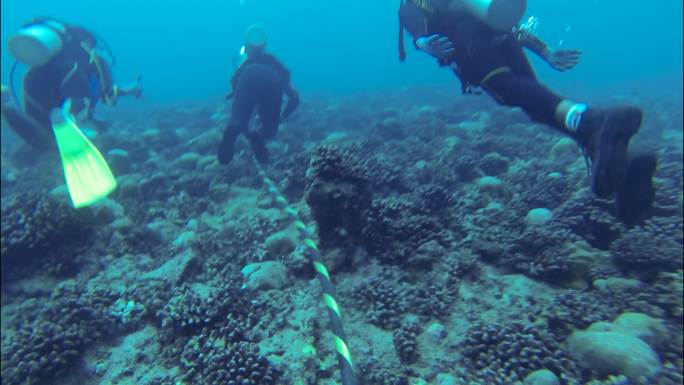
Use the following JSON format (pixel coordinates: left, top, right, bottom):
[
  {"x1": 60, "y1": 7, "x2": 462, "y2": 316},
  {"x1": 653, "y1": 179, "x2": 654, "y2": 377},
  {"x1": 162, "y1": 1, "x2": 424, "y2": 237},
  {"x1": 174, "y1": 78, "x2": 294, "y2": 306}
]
[
  {"x1": 399, "y1": 0, "x2": 406, "y2": 61},
  {"x1": 79, "y1": 41, "x2": 115, "y2": 105},
  {"x1": 399, "y1": 0, "x2": 434, "y2": 61},
  {"x1": 92, "y1": 31, "x2": 116, "y2": 67},
  {"x1": 8, "y1": 60, "x2": 23, "y2": 112}
]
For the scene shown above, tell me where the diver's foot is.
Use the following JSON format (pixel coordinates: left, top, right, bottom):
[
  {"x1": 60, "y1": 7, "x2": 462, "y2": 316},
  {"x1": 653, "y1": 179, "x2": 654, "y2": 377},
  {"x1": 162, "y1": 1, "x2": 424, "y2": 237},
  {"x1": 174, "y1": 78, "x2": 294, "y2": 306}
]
[
  {"x1": 247, "y1": 132, "x2": 269, "y2": 165},
  {"x1": 615, "y1": 153, "x2": 657, "y2": 226},
  {"x1": 577, "y1": 106, "x2": 643, "y2": 197},
  {"x1": 218, "y1": 129, "x2": 239, "y2": 165}
]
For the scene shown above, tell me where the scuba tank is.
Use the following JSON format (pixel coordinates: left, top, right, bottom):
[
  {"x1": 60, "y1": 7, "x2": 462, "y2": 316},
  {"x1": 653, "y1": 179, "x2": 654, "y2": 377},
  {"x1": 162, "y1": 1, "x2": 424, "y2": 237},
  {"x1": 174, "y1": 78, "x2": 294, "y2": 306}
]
[
  {"x1": 7, "y1": 18, "x2": 118, "y2": 116},
  {"x1": 398, "y1": 0, "x2": 527, "y2": 61},
  {"x1": 8, "y1": 18, "x2": 116, "y2": 68},
  {"x1": 8, "y1": 18, "x2": 68, "y2": 67},
  {"x1": 459, "y1": 0, "x2": 527, "y2": 32}
]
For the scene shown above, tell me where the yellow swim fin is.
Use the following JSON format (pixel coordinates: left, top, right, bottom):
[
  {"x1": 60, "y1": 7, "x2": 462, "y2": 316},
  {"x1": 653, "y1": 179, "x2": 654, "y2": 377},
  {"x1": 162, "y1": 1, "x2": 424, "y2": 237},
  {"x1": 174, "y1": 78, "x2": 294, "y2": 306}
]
[{"x1": 50, "y1": 107, "x2": 116, "y2": 208}]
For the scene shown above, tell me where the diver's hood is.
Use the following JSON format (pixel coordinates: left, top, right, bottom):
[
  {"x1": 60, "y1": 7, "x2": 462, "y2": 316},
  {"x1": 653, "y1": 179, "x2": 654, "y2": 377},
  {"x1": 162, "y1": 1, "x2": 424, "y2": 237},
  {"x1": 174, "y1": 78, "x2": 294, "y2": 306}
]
[{"x1": 245, "y1": 24, "x2": 267, "y2": 48}]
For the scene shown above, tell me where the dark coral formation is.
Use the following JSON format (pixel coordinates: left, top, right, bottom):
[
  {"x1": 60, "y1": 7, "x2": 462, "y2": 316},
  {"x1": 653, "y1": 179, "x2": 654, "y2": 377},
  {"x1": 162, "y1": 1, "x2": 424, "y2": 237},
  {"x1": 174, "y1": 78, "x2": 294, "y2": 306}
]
[
  {"x1": 1, "y1": 193, "x2": 94, "y2": 281},
  {"x1": 158, "y1": 284, "x2": 261, "y2": 340},
  {"x1": 351, "y1": 274, "x2": 408, "y2": 329},
  {"x1": 304, "y1": 144, "x2": 454, "y2": 267},
  {"x1": 121, "y1": 279, "x2": 175, "y2": 321},
  {"x1": 552, "y1": 190, "x2": 625, "y2": 249},
  {"x1": 478, "y1": 152, "x2": 509, "y2": 176},
  {"x1": 610, "y1": 216, "x2": 683, "y2": 280},
  {"x1": 461, "y1": 322, "x2": 582, "y2": 385},
  {"x1": 393, "y1": 320, "x2": 421, "y2": 364},
  {"x1": 410, "y1": 283, "x2": 453, "y2": 320},
  {"x1": 467, "y1": 200, "x2": 528, "y2": 262},
  {"x1": 647, "y1": 271, "x2": 684, "y2": 322},
  {"x1": 446, "y1": 251, "x2": 482, "y2": 283},
  {"x1": 180, "y1": 338, "x2": 281, "y2": 385},
  {"x1": 515, "y1": 171, "x2": 572, "y2": 210},
  {"x1": 435, "y1": 148, "x2": 481, "y2": 185},
  {"x1": 304, "y1": 144, "x2": 372, "y2": 250},
  {"x1": 546, "y1": 291, "x2": 620, "y2": 339},
  {"x1": 198, "y1": 214, "x2": 284, "y2": 269},
  {"x1": 362, "y1": 195, "x2": 447, "y2": 265},
  {"x1": 503, "y1": 226, "x2": 583, "y2": 283},
  {"x1": 358, "y1": 360, "x2": 412, "y2": 385},
  {"x1": 350, "y1": 270, "x2": 454, "y2": 329},
  {"x1": 276, "y1": 151, "x2": 310, "y2": 199},
  {"x1": 1, "y1": 284, "x2": 117, "y2": 385}
]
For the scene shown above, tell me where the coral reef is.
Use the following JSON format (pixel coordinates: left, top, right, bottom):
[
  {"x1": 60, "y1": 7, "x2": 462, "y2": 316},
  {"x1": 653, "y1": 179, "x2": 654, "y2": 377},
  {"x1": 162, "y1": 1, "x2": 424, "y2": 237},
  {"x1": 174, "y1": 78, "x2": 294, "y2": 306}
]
[
  {"x1": 610, "y1": 216, "x2": 683, "y2": 280},
  {"x1": 1, "y1": 193, "x2": 94, "y2": 281},
  {"x1": 461, "y1": 322, "x2": 582, "y2": 385},
  {"x1": 393, "y1": 320, "x2": 421, "y2": 364},
  {"x1": 180, "y1": 338, "x2": 281, "y2": 385},
  {"x1": 304, "y1": 144, "x2": 372, "y2": 250},
  {"x1": 1, "y1": 87, "x2": 681, "y2": 385},
  {"x1": 1, "y1": 283, "x2": 117, "y2": 385}
]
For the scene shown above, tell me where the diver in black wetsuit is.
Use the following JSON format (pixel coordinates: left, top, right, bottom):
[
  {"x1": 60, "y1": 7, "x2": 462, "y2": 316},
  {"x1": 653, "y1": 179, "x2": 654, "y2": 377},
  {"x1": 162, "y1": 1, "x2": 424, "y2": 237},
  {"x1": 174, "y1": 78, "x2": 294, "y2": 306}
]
[
  {"x1": 218, "y1": 25, "x2": 300, "y2": 165},
  {"x1": 1, "y1": 17, "x2": 142, "y2": 150},
  {"x1": 398, "y1": 0, "x2": 657, "y2": 225}
]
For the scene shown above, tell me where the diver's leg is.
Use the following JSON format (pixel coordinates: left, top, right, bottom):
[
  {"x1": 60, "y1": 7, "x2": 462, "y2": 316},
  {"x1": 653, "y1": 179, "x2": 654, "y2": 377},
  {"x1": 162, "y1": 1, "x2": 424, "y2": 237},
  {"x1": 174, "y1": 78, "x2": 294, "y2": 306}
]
[
  {"x1": 449, "y1": 20, "x2": 646, "y2": 202},
  {"x1": 497, "y1": 36, "x2": 537, "y2": 80},
  {"x1": 615, "y1": 153, "x2": 657, "y2": 226},
  {"x1": 218, "y1": 88, "x2": 255, "y2": 165},
  {"x1": 483, "y1": 72, "x2": 644, "y2": 199},
  {"x1": 256, "y1": 87, "x2": 284, "y2": 140},
  {"x1": 1, "y1": 84, "x2": 53, "y2": 150},
  {"x1": 246, "y1": 85, "x2": 283, "y2": 165},
  {"x1": 480, "y1": 71, "x2": 562, "y2": 128},
  {"x1": 447, "y1": 18, "x2": 561, "y2": 127}
]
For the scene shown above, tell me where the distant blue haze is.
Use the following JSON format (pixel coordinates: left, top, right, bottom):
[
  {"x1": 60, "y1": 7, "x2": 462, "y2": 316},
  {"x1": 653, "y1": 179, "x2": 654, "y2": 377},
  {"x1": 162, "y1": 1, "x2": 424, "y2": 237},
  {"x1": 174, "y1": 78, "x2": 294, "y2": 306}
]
[{"x1": 1, "y1": 0, "x2": 681, "y2": 102}]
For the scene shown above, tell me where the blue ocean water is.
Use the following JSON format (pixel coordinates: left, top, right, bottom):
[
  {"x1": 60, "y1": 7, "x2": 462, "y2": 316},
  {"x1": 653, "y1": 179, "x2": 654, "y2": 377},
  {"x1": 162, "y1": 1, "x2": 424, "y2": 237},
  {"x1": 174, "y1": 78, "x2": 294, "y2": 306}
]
[{"x1": 1, "y1": 0, "x2": 682, "y2": 102}]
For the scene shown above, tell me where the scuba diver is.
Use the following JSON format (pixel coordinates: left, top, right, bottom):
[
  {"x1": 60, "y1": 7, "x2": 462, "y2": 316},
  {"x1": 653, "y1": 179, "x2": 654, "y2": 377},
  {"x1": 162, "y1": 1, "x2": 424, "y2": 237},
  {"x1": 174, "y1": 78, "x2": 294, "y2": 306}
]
[
  {"x1": 1, "y1": 17, "x2": 143, "y2": 208},
  {"x1": 218, "y1": 24, "x2": 300, "y2": 165},
  {"x1": 1, "y1": 17, "x2": 142, "y2": 150},
  {"x1": 398, "y1": 0, "x2": 657, "y2": 225}
]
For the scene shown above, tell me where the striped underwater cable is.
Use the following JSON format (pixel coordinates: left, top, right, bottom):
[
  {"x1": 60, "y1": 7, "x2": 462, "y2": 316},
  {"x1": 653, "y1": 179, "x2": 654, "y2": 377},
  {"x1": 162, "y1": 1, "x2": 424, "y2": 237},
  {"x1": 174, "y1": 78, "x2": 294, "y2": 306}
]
[{"x1": 257, "y1": 167, "x2": 358, "y2": 385}]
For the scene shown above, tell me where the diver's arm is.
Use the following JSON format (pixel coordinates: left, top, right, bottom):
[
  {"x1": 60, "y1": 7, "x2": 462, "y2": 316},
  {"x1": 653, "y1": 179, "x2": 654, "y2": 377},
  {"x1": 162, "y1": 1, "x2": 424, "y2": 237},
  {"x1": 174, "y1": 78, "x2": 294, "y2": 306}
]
[
  {"x1": 109, "y1": 74, "x2": 143, "y2": 103},
  {"x1": 515, "y1": 27, "x2": 552, "y2": 60},
  {"x1": 226, "y1": 71, "x2": 241, "y2": 100},
  {"x1": 281, "y1": 84, "x2": 300, "y2": 120},
  {"x1": 515, "y1": 28, "x2": 582, "y2": 71},
  {"x1": 415, "y1": 35, "x2": 455, "y2": 59},
  {"x1": 1, "y1": 88, "x2": 53, "y2": 150}
]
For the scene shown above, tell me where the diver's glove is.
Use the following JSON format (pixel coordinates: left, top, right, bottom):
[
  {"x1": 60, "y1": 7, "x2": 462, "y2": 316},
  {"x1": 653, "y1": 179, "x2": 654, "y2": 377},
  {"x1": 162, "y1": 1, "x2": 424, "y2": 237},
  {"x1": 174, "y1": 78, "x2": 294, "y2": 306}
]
[
  {"x1": 547, "y1": 48, "x2": 582, "y2": 71},
  {"x1": 416, "y1": 35, "x2": 455, "y2": 59},
  {"x1": 118, "y1": 74, "x2": 143, "y2": 99}
]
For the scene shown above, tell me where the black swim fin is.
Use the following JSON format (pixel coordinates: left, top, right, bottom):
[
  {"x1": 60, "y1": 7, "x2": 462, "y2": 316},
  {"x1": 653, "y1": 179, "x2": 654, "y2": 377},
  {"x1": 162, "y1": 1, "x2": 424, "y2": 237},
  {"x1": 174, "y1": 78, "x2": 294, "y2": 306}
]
[
  {"x1": 218, "y1": 128, "x2": 239, "y2": 165},
  {"x1": 247, "y1": 131, "x2": 269, "y2": 165},
  {"x1": 615, "y1": 153, "x2": 657, "y2": 226}
]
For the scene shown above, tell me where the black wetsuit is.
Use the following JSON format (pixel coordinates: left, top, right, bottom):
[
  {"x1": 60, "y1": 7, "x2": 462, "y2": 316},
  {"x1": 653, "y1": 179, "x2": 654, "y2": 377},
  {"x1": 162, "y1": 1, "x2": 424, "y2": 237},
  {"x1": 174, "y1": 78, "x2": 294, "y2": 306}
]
[
  {"x1": 400, "y1": 2, "x2": 563, "y2": 129},
  {"x1": 218, "y1": 52, "x2": 298, "y2": 164},
  {"x1": 3, "y1": 25, "x2": 114, "y2": 150}
]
